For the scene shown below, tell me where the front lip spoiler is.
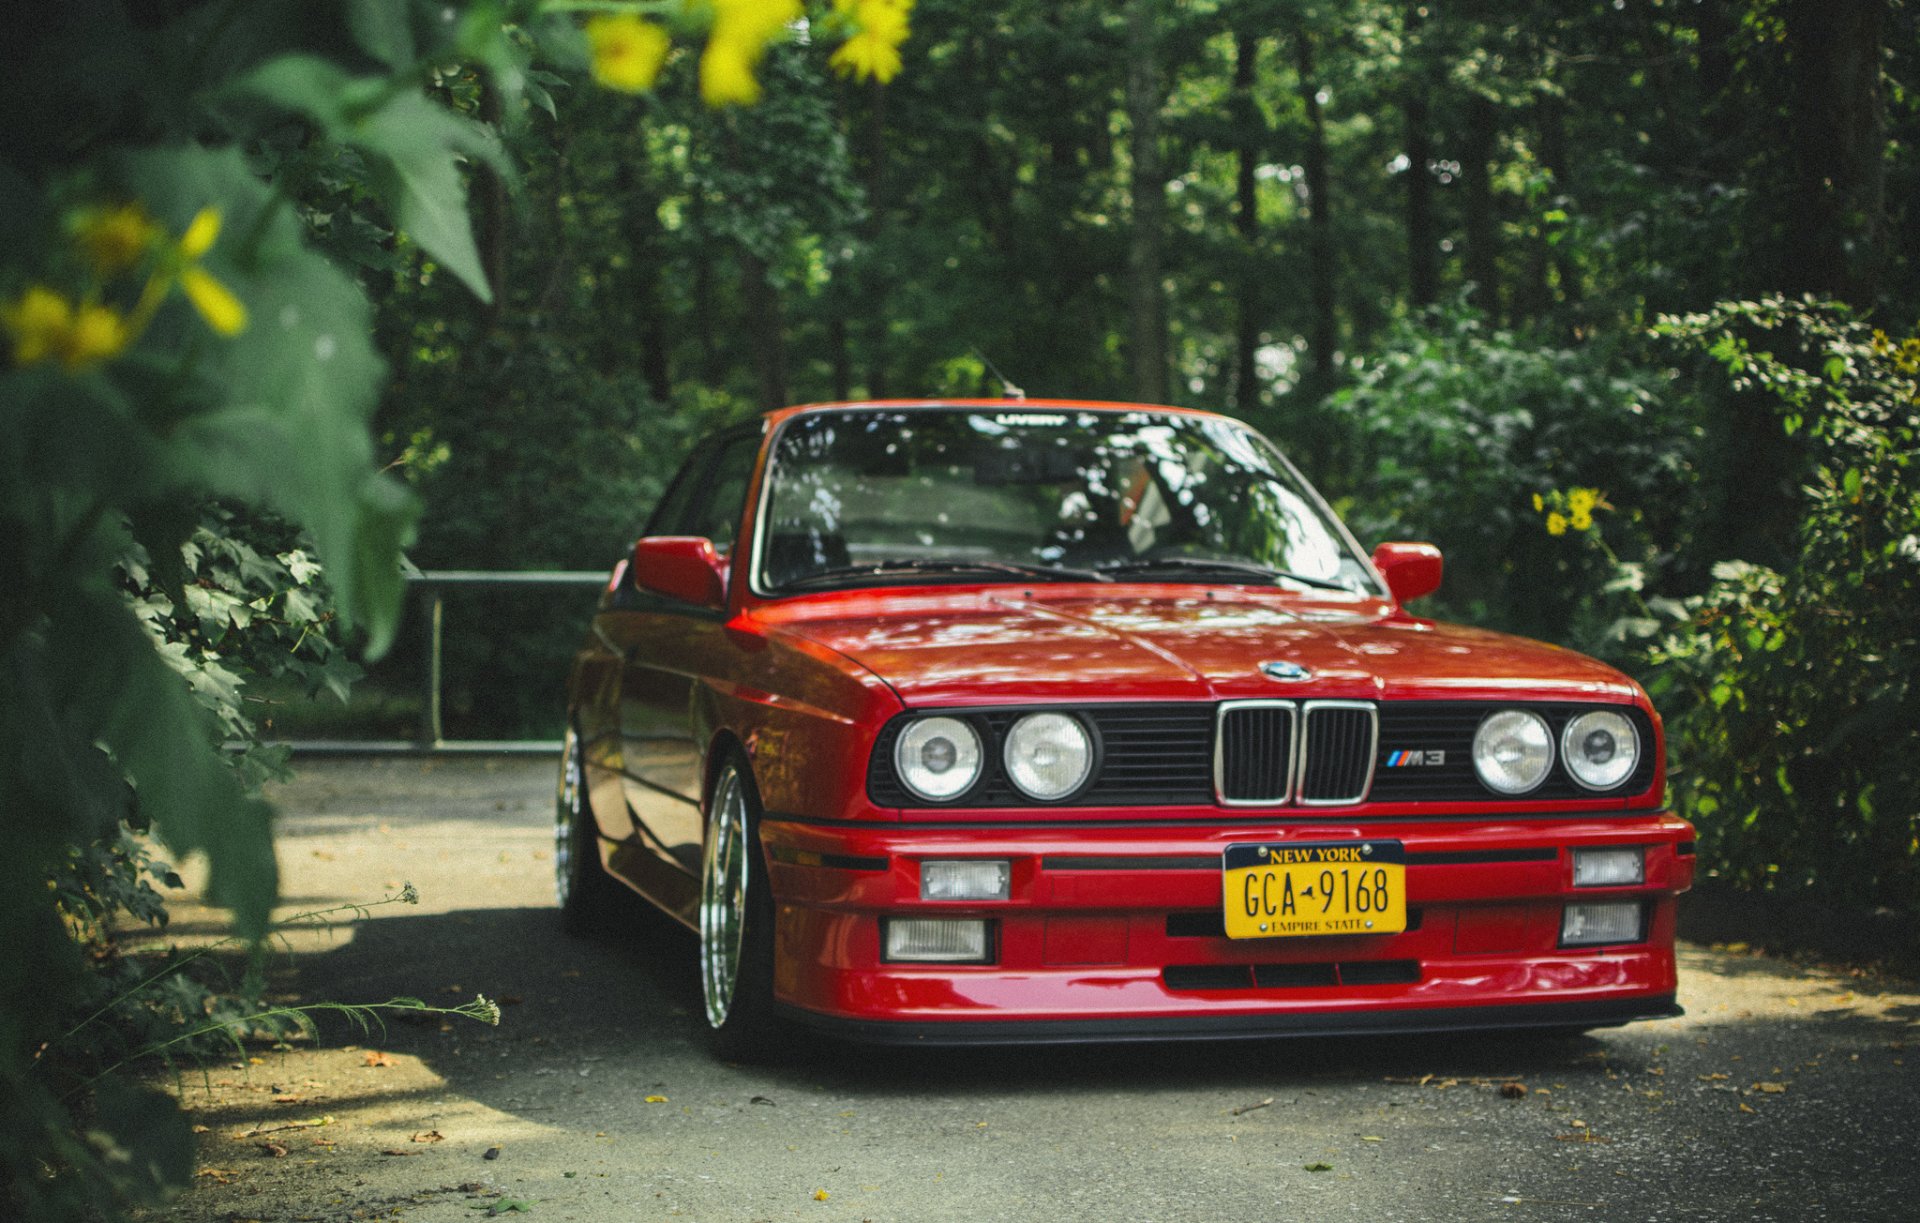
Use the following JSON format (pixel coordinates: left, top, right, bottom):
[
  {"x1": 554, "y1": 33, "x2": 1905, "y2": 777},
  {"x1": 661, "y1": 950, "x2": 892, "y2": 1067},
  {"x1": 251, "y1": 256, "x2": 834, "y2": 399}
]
[{"x1": 773, "y1": 994, "x2": 1681, "y2": 1047}]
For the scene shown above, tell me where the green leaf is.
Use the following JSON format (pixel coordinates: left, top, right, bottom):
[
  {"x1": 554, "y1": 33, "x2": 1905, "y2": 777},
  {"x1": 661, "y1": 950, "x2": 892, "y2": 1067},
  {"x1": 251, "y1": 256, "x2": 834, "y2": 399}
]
[
  {"x1": 90, "y1": 1081, "x2": 196, "y2": 1202},
  {"x1": 47, "y1": 591, "x2": 277, "y2": 937},
  {"x1": 356, "y1": 93, "x2": 507, "y2": 302},
  {"x1": 347, "y1": 0, "x2": 417, "y2": 71}
]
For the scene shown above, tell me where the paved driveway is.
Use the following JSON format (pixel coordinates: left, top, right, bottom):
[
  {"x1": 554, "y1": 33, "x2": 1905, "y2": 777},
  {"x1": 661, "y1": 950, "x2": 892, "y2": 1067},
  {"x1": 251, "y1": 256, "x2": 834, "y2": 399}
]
[{"x1": 147, "y1": 758, "x2": 1920, "y2": 1222}]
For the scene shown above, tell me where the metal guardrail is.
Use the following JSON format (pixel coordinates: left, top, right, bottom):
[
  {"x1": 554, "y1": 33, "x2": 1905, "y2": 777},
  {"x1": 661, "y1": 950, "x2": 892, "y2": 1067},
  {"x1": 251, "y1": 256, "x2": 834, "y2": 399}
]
[{"x1": 286, "y1": 569, "x2": 606, "y2": 757}]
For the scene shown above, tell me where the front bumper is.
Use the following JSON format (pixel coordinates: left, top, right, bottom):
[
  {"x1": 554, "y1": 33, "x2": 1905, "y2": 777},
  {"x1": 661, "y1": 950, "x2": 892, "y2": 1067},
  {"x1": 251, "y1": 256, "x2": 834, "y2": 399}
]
[{"x1": 761, "y1": 811, "x2": 1694, "y2": 1041}]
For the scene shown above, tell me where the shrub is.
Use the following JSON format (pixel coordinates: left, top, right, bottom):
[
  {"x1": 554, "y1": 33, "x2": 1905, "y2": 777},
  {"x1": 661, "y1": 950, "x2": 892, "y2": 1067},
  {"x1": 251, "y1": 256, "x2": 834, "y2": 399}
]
[
  {"x1": 1320, "y1": 298, "x2": 1700, "y2": 648},
  {"x1": 1647, "y1": 299, "x2": 1920, "y2": 911}
]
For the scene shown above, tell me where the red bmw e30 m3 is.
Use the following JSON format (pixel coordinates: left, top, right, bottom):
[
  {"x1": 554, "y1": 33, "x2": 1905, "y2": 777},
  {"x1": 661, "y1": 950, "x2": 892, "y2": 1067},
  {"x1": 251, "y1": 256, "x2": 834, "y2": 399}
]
[{"x1": 558, "y1": 399, "x2": 1692, "y2": 1055}]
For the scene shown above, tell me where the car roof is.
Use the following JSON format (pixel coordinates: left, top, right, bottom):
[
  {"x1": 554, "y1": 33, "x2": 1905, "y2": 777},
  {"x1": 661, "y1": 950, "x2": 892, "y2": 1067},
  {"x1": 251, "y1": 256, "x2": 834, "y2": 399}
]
[{"x1": 760, "y1": 398, "x2": 1233, "y2": 428}]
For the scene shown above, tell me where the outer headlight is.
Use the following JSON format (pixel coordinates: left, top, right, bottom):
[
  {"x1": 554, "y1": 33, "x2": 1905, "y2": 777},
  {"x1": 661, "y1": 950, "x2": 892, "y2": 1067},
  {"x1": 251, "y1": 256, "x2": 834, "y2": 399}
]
[
  {"x1": 1561, "y1": 709, "x2": 1640, "y2": 791},
  {"x1": 1002, "y1": 712, "x2": 1094, "y2": 801},
  {"x1": 894, "y1": 716, "x2": 983, "y2": 802},
  {"x1": 1472, "y1": 709, "x2": 1553, "y2": 795}
]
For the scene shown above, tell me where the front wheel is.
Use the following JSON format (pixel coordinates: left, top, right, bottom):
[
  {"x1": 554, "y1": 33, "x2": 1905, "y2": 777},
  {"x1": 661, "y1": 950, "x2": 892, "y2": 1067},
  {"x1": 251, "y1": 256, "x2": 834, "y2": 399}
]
[{"x1": 699, "y1": 753, "x2": 785, "y2": 1060}]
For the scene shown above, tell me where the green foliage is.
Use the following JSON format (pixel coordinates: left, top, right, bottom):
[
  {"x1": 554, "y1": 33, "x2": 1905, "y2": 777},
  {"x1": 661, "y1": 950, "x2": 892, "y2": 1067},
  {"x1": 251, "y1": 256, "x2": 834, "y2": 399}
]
[
  {"x1": 1320, "y1": 297, "x2": 1699, "y2": 645},
  {"x1": 0, "y1": 0, "x2": 549, "y2": 1214},
  {"x1": 1644, "y1": 299, "x2": 1920, "y2": 911}
]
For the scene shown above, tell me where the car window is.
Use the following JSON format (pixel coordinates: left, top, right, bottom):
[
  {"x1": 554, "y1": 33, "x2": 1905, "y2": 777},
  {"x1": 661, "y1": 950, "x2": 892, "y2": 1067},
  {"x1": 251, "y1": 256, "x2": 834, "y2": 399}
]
[
  {"x1": 646, "y1": 443, "x2": 714, "y2": 537},
  {"x1": 757, "y1": 408, "x2": 1379, "y2": 593},
  {"x1": 686, "y1": 432, "x2": 761, "y2": 553}
]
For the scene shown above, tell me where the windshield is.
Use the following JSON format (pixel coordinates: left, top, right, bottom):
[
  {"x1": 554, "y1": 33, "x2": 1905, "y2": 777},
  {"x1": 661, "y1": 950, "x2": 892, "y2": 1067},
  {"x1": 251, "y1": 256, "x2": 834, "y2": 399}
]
[{"x1": 754, "y1": 408, "x2": 1382, "y2": 596}]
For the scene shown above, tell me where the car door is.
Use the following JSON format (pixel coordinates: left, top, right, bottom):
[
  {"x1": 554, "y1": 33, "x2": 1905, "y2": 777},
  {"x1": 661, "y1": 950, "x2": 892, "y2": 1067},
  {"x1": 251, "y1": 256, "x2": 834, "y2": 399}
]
[{"x1": 600, "y1": 426, "x2": 763, "y2": 915}]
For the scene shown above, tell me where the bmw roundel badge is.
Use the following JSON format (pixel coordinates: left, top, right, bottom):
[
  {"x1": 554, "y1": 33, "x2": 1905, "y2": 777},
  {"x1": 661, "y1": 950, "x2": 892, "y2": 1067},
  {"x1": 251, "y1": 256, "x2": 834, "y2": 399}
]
[{"x1": 1259, "y1": 660, "x2": 1312, "y2": 682}]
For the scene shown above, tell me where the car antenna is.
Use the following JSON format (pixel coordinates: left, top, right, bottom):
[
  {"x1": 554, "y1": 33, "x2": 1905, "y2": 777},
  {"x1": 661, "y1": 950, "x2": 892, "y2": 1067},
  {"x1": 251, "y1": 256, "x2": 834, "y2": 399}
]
[{"x1": 972, "y1": 348, "x2": 1025, "y2": 402}]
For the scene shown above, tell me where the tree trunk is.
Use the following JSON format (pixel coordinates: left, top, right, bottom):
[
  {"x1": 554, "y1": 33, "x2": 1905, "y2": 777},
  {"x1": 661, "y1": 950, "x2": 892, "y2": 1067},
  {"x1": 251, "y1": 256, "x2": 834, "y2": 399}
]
[
  {"x1": 1232, "y1": 28, "x2": 1263, "y2": 412},
  {"x1": 1295, "y1": 29, "x2": 1336, "y2": 394},
  {"x1": 1528, "y1": 92, "x2": 1577, "y2": 320},
  {"x1": 1784, "y1": 0, "x2": 1888, "y2": 306},
  {"x1": 474, "y1": 80, "x2": 509, "y2": 325},
  {"x1": 861, "y1": 78, "x2": 890, "y2": 399},
  {"x1": 1405, "y1": 92, "x2": 1436, "y2": 308},
  {"x1": 739, "y1": 252, "x2": 788, "y2": 411},
  {"x1": 615, "y1": 141, "x2": 673, "y2": 403},
  {"x1": 1125, "y1": 0, "x2": 1169, "y2": 404},
  {"x1": 1462, "y1": 93, "x2": 1500, "y2": 315},
  {"x1": 1403, "y1": 3, "x2": 1437, "y2": 308}
]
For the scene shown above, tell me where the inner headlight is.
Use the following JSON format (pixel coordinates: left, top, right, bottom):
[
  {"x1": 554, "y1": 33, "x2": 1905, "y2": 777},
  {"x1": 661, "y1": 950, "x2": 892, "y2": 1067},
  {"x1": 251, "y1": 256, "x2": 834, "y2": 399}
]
[
  {"x1": 893, "y1": 716, "x2": 983, "y2": 802},
  {"x1": 1561, "y1": 709, "x2": 1640, "y2": 791},
  {"x1": 1002, "y1": 712, "x2": 1094, "y2": 801},
  {"x1": 1472, "y1": 710, "x2": 1554, "y2": 795}
]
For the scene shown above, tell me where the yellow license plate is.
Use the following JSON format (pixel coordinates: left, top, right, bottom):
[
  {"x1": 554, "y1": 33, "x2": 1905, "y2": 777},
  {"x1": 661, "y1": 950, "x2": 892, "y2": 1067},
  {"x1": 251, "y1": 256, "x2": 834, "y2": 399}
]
[{"x1": 1223, "y1": 841, "x2": 1406, "y2": 939}]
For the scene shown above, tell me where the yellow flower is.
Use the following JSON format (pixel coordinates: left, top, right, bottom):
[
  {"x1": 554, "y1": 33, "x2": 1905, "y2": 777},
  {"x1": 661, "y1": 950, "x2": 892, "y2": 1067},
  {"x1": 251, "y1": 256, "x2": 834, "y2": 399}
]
[
  {"x1": 1531, "y1": 492, "x2": 1545, "y2": 513},
  {"x1": 1569, "y1": 508, "x2": 1593, "y2": 532},
  {"x1": 1545, "y1": 511, "x2": 1569, "y2": 537},
  {"x1": 831, "y1": 0, "x2": 910, "y2": 81},
  {"x1": 587, "y1": 14, "x2": 670, "y2": 93},
  {"x1": 172, "y1": 207, "x2": 249, "y2": 338},
  {"x1": 1567, "y1": 487, "x2": 1597, "y2": 517},
  {"x1": 180, "y1": 207, "x2": 222, "y2": 258},
  {"x1": 181, "y1": 265, "x2": 248, "y2": 337},
  {"x1": 73, "y1": 203, "x2": 161, "y2": 274},
  {"x1": 2, "y1": 285, "x2": 76, "y2": 365},
  {"x1": 699, "y1": 0, "x2": 800, "y2": 106},
  {"x1": 60, "y1": 302, "x2": 130, "y2": 368}
]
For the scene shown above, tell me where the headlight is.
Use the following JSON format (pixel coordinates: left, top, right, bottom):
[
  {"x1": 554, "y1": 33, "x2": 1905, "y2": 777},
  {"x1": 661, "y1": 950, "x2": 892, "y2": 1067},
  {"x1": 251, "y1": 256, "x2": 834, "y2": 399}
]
[
  {"x1": 1471, "y1": 710, "x2": 1553, "y2": 795},
  {"x1": 1561, "y1": 709, "x2": 1639, "y2": 791},
  {"x1": 893, "y1": 716, "x2": 983, "y2": 802},
  {"x1": 1002, "y1": 712, "x2": 1094, "y2": 801}
]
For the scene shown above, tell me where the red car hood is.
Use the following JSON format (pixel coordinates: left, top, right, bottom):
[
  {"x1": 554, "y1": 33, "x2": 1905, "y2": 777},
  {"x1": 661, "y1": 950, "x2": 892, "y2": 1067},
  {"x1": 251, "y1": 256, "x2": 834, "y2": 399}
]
[{"x1": 760, "y1": 588, "x2": 1641, "y2": 708}]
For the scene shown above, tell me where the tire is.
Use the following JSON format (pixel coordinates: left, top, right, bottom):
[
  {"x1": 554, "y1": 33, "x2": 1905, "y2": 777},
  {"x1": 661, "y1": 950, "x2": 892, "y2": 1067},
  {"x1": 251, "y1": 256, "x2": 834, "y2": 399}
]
[
  {"x1": 699, "y1": 752, "x2": 787, "y2": 1060},
  {"x1": 556, "y1": 725, "x2": 626, "y2": 935}
]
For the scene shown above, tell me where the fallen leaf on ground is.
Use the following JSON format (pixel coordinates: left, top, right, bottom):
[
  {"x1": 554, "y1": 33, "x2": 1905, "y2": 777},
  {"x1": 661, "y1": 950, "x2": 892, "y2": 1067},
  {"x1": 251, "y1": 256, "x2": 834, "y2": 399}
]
[
  {"x1": 256, "y1": 1143, "x2": 288, "y2": 1158},
  {"x1": 1500, "y1": 1083, "x2": 1528, "y2": 1099},
  {"x1": 750, "y1": 1096, "x2": 776, "y2": 1106},
  {"x1": 196, "y1": 1168, "x2": 239, "y2": 1184},
  {"x1": 1753, "y1": 1082, "x2": 1787, "y2": 1094},
  {"x1": 644, "y1": 1095, "x2": 668, "y2": 1104},
  {"x1": 382, "y1": 1149, "x2": 421, "y2": 1157},
  {"x1": 271, "y1": 1094, "x2": 303, "y2": 1104},
  {"x1": 363, "y1": 1051, "x2": 397, "y2": 1068},
  {"x1": 413, "y1": 1130, "x2": 446, "y2": 1143},
  {"x1": 1360, "y1": 1136, "x2": 1384, "y2": 1142},
  {"x1": 813, "y1": 1189, "x2": 831, "y2": 1201},
  {"x1": 1231, "y1": 1097, "x2": 1274, "y2": 1116},
  {"x1": 1304, "y1": 1162, "x2": 1334, "y2": 1172},
  {"x1": 191, "y1": 1124, "x2": 210, "y2": 1134}
]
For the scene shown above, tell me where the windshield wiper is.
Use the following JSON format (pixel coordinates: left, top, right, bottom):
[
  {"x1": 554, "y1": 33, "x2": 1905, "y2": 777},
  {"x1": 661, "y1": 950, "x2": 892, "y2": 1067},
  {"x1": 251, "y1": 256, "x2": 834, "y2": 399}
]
[
  {"x1": 775, "y1": 558, "x2": 1112, "y2": 592},
  {"x1": 1093, "y1": 556, "x2": 1352, "y2": 591}
]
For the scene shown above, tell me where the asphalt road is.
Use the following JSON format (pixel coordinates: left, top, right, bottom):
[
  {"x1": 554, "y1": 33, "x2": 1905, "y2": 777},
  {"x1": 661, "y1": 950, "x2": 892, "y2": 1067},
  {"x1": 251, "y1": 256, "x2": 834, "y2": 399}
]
[{"x1": 146, "y1": 758, "x2": 1920, "y2": 1223}]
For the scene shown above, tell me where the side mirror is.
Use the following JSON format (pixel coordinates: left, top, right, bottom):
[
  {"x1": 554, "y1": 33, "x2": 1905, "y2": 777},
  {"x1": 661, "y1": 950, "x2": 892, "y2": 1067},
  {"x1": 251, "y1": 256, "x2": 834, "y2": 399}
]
[
  {"x1": 631, "y1": 536, "x2": 726, "y2": 609},
  {"x1": 1372, "y1": 542, "x2": 1443, "y2": 605}
]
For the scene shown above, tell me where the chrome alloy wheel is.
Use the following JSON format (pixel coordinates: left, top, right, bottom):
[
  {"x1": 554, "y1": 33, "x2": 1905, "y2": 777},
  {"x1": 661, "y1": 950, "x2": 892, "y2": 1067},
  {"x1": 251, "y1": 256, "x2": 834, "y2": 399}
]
[
  {"x1": 699, "y1": 766, "x2": 751, "y2": 1029},
  {"x1": 555, "y1": 729, "x2": 581, "y2": 909}
]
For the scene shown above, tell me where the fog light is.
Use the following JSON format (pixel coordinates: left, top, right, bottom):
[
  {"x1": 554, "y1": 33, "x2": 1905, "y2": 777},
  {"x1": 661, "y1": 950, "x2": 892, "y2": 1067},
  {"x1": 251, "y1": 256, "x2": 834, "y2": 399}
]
[
  {"x1": 884, "y1": 918, "x2": 992, "y2": 963},
  {"x1": 1560, "y1": 902, "x2": 1644, "y2": 947},
  {"x1": 1573, "y1": 847, "x2": 1645, "y2": 887},
  {"x1": 921, "y1": 859, "x2": 1011, "y2": 901}
]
